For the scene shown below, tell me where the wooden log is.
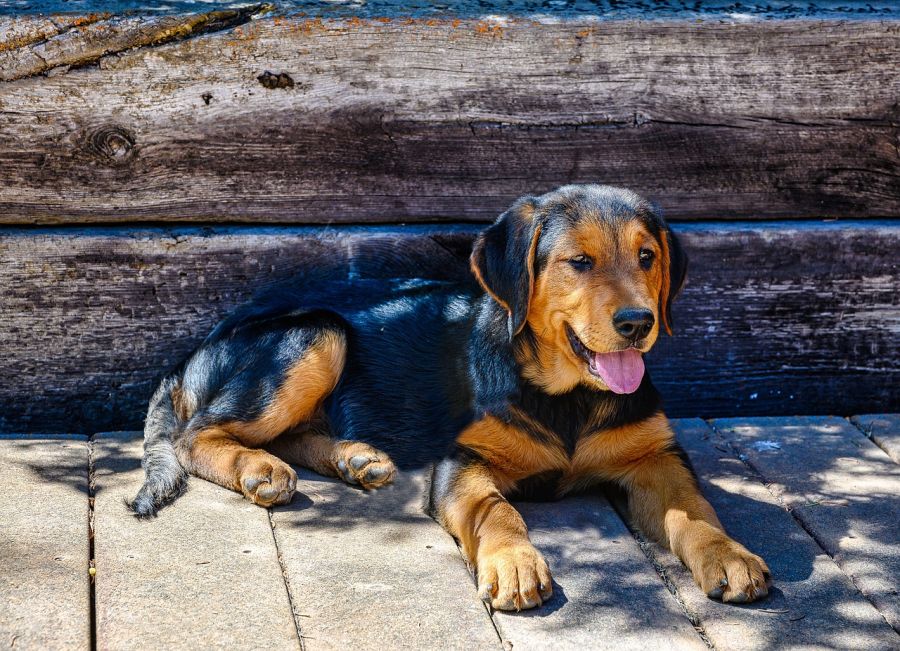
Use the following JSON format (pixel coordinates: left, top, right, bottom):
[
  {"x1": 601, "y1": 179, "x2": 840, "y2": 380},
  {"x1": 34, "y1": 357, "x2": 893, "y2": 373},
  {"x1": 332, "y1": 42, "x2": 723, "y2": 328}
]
[
  {"x1": 0, "y1": 220, "x2": 896, "y2": 433},
  {"x1": 0, "y1": 11, "x2": 897, "y2": 223}
]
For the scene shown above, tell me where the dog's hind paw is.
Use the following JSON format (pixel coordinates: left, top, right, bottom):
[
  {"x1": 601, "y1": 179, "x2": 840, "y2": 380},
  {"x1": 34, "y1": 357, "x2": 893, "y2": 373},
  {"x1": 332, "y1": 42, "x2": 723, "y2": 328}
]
[
  {"x1": 238, "y1": 452, "x2": 297, "y2": 507},
  {"x1": 334, "y1": 442, "x2": 396, "y2": 489}
]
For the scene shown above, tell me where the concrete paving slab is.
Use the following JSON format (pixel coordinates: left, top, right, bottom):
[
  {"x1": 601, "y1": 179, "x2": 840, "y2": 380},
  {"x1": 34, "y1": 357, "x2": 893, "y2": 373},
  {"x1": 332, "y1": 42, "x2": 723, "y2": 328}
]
[
  {"x1": 492, "y1": 495, "x2": 706, "y2": 650},
  {"x1": 649, "y1": 419, "x2": 900, "y2": 650},
  {"x1": 93, "y1": 432, "x2": 299, "y2": 651},
  {"x1": 713, "y1": 416, "x2": 900, "y2": 634},
  {"x1": 0, "y1": 436, "x2": 90, "y2": 651},
  {"x1": 852, "y1": 414, "x2": 900, "y2": 465},
  {"x1": 271, "y1": 469, "x2": 501, "y2": 651}
]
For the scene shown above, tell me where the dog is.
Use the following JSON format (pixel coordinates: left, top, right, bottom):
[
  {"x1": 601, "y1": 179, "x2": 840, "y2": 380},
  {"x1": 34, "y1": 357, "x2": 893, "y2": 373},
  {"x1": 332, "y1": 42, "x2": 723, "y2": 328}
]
[{"x1": 129, "y1": 184, "x2": 770, "y2": 610}]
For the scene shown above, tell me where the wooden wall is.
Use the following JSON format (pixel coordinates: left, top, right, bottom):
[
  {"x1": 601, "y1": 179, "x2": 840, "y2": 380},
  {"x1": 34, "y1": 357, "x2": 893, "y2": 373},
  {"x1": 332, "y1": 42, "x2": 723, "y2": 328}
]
[
  {"x1": 0, "y1": 7, "x2": 898, "y2": 432},
  {"x1": 1, "y1": 10, "x2": 898, "y2": 223}
]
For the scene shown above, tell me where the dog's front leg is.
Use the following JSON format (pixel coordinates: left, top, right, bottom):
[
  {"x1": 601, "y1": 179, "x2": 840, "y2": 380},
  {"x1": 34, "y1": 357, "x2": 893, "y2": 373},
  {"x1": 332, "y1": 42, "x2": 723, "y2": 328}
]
[
  {"x1": 431, "y1": 456, "x2": 553, "y2": 611},
  {"x1": 612, "y1": 417, "x2": 771, "y2": 603}
]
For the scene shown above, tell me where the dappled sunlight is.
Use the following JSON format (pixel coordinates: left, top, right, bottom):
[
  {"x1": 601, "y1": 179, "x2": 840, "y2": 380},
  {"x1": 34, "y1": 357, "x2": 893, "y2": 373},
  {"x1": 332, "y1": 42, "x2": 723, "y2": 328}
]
[
  {"x1": 0, "y1": 436, "x2": 89, "y2": 498},
  {"x1": 8, "y1": 419, "x2": 898, "y2": 646},
  {"x1": 711, "y1": 416, "x2": 900, "y2": 636},
  {"x1": 496, "y1": 496, "x2": 704, "y2": 646}
]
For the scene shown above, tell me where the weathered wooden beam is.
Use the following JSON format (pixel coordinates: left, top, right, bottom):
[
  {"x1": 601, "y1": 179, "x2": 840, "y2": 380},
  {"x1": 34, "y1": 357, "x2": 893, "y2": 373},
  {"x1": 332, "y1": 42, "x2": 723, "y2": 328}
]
[
  {"x1": 0, "y1": 12, "x2": 897, "y2": 223},
  {"x1": 0, "y1": 221, "x2": 896, "y2": 433}
]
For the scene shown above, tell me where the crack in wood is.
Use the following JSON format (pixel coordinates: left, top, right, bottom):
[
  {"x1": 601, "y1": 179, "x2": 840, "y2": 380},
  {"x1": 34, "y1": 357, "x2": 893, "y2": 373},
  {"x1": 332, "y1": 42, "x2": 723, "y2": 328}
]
[{"x1": 0, "y1": 4, "x2": 274, "y2": 82}]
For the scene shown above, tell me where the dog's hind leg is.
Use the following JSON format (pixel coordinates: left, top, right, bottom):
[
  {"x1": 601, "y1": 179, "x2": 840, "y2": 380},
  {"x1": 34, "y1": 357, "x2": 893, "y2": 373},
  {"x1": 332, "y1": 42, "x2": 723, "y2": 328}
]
[
  {"x1": 180, "y1": 328, "x2": 348, "y2": 507},
  {"x1": 267, "y1": 431, "x2": 396, "y2": 490}
]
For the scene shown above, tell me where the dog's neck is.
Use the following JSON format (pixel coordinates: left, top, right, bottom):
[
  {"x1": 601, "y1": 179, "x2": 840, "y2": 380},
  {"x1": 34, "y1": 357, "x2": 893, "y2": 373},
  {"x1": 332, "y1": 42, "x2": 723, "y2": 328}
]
[{"x1": 514, "y1": 324, "x2": 583, "y2": 395}]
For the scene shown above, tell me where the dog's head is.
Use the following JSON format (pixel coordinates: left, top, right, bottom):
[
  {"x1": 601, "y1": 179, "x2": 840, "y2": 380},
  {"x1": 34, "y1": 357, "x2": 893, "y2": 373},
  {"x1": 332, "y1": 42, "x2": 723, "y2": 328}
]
[{"x1": 471, "y1": 184, "x2": 687, "y2": 395}]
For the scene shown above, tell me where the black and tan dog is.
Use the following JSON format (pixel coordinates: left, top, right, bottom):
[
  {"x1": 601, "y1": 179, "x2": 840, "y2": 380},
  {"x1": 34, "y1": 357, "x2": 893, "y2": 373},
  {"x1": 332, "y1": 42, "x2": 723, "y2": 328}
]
[{"x1": 130, "y1": 184, "x2": 770, "y2": 610}]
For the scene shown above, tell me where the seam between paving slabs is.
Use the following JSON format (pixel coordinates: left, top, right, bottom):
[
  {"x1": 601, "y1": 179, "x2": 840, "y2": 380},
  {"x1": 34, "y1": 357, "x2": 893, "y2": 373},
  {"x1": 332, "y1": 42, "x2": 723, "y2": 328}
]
[
  {"x1": 847, "y1": 417, "x2": 898, "y2": 466},
  {"x1": 267, "y1": 510, "x2": 306, "y2": 651},
  {"x1": 704, "y1": 419, "x2": 899, "y2": 636},
  {"x1": 603, "y1": 493, "x2": 715, "y2": 650},
  {"x1": 460, "y1": 539, "x2": 511, "y2": 650},
  {"x1": 88, "y1": 435, "x2": 98, "y2": 651},
  {"x1": 423, "y1": 528, "x2": 506, "y2": 648}
]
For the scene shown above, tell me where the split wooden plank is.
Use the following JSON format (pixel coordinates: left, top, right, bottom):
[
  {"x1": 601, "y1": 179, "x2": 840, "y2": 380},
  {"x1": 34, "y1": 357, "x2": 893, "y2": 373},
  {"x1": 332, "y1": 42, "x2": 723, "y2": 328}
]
[
  {"x1": 638, "y1": 419, "x2": 900, "y2": 650},
  {"x1": 712, "y1": 416, "x2": 900, "y2": 634},
  {"x1": 270, "y1": 469, "x2": 501, "y2": 650},
  {"x1": 0, "y1": 435, "x2": 90, "y2": 651},
  {"x1": 492, "y1": 496, "x2": 705, "y2": 650},
  {"x1": 851, "y1": 414, "x2": 900, "y2": 465},
  {"x1": 92, "y1": 431, "x2": 300, "y2": 650},
  {"x1": 0, "y1": 14, "x2": 897, "y2": 223},
  {"x1": 1, "y1": 221, "x2": 897, "y2": 434}
]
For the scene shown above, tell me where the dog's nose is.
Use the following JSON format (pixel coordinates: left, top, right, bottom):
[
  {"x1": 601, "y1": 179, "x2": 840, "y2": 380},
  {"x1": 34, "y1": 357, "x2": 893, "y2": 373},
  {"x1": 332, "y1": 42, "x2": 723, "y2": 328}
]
[{"x1": 612, "y1": 308, "x2": 655, "y2": 340}]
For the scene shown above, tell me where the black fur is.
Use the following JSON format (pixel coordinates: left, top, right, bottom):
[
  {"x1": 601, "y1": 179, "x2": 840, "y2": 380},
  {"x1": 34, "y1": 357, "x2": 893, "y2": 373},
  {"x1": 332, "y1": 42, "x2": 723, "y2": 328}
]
[{"x1": 130, "y1": 185, "x2": 687, "y2": 517}]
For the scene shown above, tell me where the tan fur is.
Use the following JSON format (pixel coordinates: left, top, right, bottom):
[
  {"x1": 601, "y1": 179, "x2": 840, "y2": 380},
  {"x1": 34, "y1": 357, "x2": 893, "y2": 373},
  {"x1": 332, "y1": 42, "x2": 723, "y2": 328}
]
[
  {"x1": 186, "y1": 426, "x2": 297, "y2": 507},
  {"x1": 456, "y1": 415, "x2": 569, "y2": 482},
  {"x1": 184, "y1": 330, "x2": 346, "y2": 505},
  {"x1": 519, "y1": 218, "x2": 664, "y2": 395},
  {"x1": 450, "y1": 413, "x2": 770, "y2": 605},
  {"x1": 267, "y1": 432, "x2": 396, "y2": 490},
  {"x1": 437, "y1": 442, "x2": 553, "y2": 611},
  {"x1": 568, "y1": 413, "x2": 770, "y2": 603},
  {"x1": 170, "y1": 382, "x2": 192, "y2": 422},
  {"x1": 658, "y1": 228, "x2": 675, "y2": 335},
  {"x1": 229, "y1": 330, "x2": 346, "y2": 445}
]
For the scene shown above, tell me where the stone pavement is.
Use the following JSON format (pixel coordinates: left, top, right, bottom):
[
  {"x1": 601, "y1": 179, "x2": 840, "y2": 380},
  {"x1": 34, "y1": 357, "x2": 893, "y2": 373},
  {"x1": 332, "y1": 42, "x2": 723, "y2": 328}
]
[{"x1": 1, "y1": 417, "x2": 898, "y2": 650}]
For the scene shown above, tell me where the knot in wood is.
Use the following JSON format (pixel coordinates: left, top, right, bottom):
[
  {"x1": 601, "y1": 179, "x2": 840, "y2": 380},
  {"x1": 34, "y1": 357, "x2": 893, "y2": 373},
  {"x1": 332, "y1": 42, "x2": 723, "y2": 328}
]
[
  {"x1": 86, "y1": 125, "x2": 136, "y2": 165},
  {"x1": 257, "y1": 71, "x2": 295, "y2": 89}
]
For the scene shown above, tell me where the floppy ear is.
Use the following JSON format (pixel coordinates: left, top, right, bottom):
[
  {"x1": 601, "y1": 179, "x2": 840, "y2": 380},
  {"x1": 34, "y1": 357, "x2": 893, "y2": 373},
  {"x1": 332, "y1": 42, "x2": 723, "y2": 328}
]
[
  {"x1": 659, "y1": 227, "x2": 688, "y2": 335},
  {"x1": 470, "y1": 196, "x2": 542, "y2": 340}
]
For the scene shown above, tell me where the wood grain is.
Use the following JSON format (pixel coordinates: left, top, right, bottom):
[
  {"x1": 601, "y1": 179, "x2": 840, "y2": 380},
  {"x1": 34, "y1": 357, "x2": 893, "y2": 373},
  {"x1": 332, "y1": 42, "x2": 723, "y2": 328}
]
[
  {"x1": 1, "y1": 221, "x2": 896, "y2": 433},
  {"x1": 0, "y1": 15, "x2": 897, "y2": 223}
]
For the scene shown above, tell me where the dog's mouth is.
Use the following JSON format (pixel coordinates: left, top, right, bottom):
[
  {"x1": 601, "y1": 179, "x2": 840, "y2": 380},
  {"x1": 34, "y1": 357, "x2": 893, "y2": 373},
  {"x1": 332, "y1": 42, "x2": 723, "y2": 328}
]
[{"x1": 566, "y1": 325, "x2": 645, "y2": 395}]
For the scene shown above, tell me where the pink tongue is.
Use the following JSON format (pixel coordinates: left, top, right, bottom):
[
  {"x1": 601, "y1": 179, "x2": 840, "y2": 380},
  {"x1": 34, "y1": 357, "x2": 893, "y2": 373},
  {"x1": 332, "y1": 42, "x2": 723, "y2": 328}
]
[{"x1": 589, "y1": 349, "x2": 645, "y2": 394}]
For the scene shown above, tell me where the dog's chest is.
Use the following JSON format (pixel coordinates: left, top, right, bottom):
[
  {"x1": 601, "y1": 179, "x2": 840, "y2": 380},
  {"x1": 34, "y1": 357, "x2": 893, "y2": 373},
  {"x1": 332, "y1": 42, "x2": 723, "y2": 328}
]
[{"x1": 512, "y1": 383, "x2": 610, "y2": 455}]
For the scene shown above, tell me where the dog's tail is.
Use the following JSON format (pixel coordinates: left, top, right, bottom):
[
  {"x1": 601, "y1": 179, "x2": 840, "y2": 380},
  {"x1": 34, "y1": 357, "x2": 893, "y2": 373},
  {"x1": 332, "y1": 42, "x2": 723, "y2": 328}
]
[{"x1": 126, "y1": 375, "x2": 189, "y2": 518}]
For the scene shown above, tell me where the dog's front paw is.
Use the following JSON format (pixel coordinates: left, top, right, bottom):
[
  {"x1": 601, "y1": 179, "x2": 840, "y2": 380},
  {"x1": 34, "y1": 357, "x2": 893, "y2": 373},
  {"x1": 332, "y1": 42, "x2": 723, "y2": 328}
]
[
  {"x1": 239, "y1": 453, "x2": 297, "y2": 507},
  {"x1": 692, "y1": 536, "x2": 771, "y2": 603},
  {"x1": 477, "y1": 543, "x2": 553, "y2": 611}
]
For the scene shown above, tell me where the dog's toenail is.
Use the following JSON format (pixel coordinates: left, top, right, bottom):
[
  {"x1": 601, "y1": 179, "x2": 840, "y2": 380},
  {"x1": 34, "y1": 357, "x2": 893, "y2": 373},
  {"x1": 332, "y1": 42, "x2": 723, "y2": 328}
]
[{"x1": 337, "y1": 460, "x2": 347, "y2": 471}]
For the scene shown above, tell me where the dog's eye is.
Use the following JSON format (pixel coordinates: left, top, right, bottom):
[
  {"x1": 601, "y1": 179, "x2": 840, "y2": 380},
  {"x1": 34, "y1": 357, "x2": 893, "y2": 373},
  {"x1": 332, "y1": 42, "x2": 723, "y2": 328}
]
[
  {"x1": 639, "y1": 248, "x2": 655, "y2": 270},
  {"x1": 569, "y1": 254, "x2": 593, "y2": 270}
]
